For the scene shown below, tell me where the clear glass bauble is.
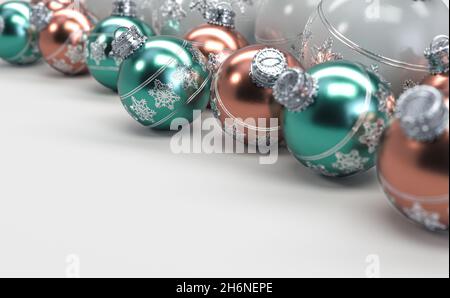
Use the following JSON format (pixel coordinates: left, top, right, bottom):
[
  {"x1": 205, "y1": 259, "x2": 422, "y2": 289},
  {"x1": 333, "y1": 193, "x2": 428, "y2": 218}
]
[
  {"x1": 300, "y1": 0, "x2": 449, "y2": 96},
  {"x1": 255, "y1": 0, "x2": 321, "y2": 50}
]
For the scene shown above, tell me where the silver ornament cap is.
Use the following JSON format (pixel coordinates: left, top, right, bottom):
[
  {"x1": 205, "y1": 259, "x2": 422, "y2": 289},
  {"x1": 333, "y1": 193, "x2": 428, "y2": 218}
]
[
  {"x1": 273, "y1": 68, "x2": 319, "y2": 112},
  {"x1": 424, "y1": 35, "x2": 449, "y2": 75},
  {"x1": 250, "y1": 48, "x2": 287, "y2": 88},
  {"x1": 397, "y1": 85, "x2": 449, "y2": 142},
  {"x1": 112, "y1": 0, "x2": 137, "y2": 18},
  {"x1": 191, "y1": 1, "x2": 236, "y2": 28},
  {"x1": 111, "y1": 26, "x2": 147, "y2": 60},
  {"x1": 30, "y1": 2, "x2": 53, "y2": 31}
]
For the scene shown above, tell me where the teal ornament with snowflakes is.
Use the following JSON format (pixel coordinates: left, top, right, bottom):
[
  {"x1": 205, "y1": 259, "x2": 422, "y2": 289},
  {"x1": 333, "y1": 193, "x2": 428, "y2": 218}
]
[
  {"x1": 86, "y1": 0, "x2": 155, "y2": 91},
  {"x1": 273, "y1": 60, "x2": 395, "y2": 177},
  {"x1": 112, "y1": 26, "x2": 211, "y2": 130}
]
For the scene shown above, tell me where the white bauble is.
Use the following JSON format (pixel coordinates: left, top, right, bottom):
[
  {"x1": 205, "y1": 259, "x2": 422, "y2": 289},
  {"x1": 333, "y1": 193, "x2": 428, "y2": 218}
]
[
  {"x1": 255, "y1": 0, "x2": 321, "y2": 50},
  {"x1": 301, "y1": 0, "x2": 449, "y2": 96}
]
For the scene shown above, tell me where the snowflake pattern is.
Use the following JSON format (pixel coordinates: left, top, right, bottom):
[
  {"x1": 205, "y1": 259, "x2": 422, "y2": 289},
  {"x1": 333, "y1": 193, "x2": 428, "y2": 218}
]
[
  {"x1": 296, "y1": 15, "x2": 313, "y2": 60},
  {"x1": 148, "y1": 80, "x2": 181, "y2": 110},
  {"x1": 403, "y1": 203, "x2": 447, "y2": 232},
  {"x1": 112, "y1": 54, "x2": 123, "y2": 66},
  {"x1": 311, "y1": 37, "x2": 343, "y2": 65},
  {"x1": 332, "y1": 150, "x2": 369, "y2": 174},
  {"x1": 130, "y1": 96, "x2": 157, "y2": 122},
  {"x1": 52, "y1": 58, "x2": 74, "y2": 73},
  {"x1": 403, "y1": 79, "x2": 418, "y2": 92},
  {"x1": 210, "y1": 96, "x2": 221, "y2": 118},
  {"x1": 90, "y1": 38, "x2": 107, "y2": 65},
  {"x1": 305, "y1": 162, "x2": 338, "y2": 177},
  {"x1": 65, "y1": 44, "x2": 86, "y2": 64},
  {"x1": 359, "y1": 119, "x2": 385, "y2": 154},
  {"x1": 188, "y1": 45, "x2": 207, "y2": 72},
  {"x1": 173, "y1": 65, "x2": 199, "y2": 89},
  {"x1": 369, "y1": 64, "x2": 394, "y2": 116}
]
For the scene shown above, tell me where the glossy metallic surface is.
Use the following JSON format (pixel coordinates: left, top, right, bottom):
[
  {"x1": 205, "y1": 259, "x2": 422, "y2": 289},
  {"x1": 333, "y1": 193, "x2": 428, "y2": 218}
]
[
  {"x1": 86, "y1": 16, "x2": 155, "y2": 91},
  {"x1": 212, "y1": 44, "x2": 302, "y2": 144},
  {"x1": 0, "y1": 1, "x2": 40, "y2": 65},
  {"x1": 184, "y1": 23, "x2": 248, "y2": 64},
  {"x1": 283, "y1": 61, "x2": 392, "y2": 177},
  {"x1": 422, "y1": 74, "x2": 449, "y2": 103},
  {"x1": 378, "y1": 74, "x2": 449, "y2": 232},
  {"x1": 33, "y1": 0, "x2": 97, "y2": 23},
  {"x1": 39, "y1": 8, "x2": 93, "y2": 75},
  {"x1": 118, "y1": 36, "x2": 211, "y2": 130},
  {"x1": 377, "y1": 111, "x2": 449, "y2": 232}
]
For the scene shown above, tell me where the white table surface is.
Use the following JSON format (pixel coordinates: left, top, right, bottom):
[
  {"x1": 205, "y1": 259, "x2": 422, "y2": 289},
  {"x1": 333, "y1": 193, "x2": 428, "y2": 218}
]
[{"x1": 0, "y1": 61, "x2": 448, "y2": 278}]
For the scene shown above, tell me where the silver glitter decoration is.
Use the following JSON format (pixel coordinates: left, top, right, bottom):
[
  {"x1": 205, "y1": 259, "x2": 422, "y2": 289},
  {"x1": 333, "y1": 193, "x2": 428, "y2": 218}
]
[
  {"x1": 424, "y1": 35, "x2": 449, "y2": 75},
  {"x1": 30, "y1": 2, "x2": 52, "y2": 31},
  {"x1": 250, "y1": 48, "x2": 287, "y2": 88},
  {"x1": 273, "y1": 68, "x2": 318, "y2": 112},
  {"x1": 396, "y1": 85, "x2": 449, "y2": 142},
  {"x1": 111, "y1": 25, "x2": 147, "y2": 60}
]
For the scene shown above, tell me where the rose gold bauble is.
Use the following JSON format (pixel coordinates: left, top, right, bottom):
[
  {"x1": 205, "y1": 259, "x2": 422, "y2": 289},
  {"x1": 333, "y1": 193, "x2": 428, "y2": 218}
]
[
  {"x1": 32, "y1": 0, "x2": 97, "y2": 25},
  {"x1": 39, "y1": 9, "x2": 93, "y2": 75},
  {"x1": 377, "y1": 86, "x2": 449, "y2": 232},
  {"x1": 422, "y1": 74, "x2": 449, "y2": 103},
  {"x1": 184, "y1": 24, "x2": 248, "y2": 65},
  {"x1": 211, "y1": 45, "x2": 303, "y2": 144}
]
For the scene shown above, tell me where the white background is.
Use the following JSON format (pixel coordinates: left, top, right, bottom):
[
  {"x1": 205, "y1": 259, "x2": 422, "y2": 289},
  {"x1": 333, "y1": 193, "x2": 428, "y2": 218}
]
[{"x1": 0, "y1": 61, "x2": 448, "y2": 278}]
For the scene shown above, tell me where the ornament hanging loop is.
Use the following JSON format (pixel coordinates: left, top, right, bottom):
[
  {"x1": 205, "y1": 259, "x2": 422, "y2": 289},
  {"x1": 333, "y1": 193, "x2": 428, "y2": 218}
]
[
  {"x1": 250, "y1": 48, "x2": 287, "y2": 88},
  {"x1": 396, "y1": 85, "x2": 449, "y2": 142}
]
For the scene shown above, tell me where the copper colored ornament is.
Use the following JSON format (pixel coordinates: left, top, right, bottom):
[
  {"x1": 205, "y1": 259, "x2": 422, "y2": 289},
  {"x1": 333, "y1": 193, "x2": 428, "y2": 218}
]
[
  {"x1": 377, "y1": 86, "x2": 449, "y2": 232},
  {"x1": 184, "y1": 1, "x2": 248, "y2": 68},
  {"x1": 211, "y1": 45, "x2": 303, "y2": 145},
  {"x1": 422, "y1": 74, "x2": 449, "y2": 103},
  {"x1": 184, "y1": 23, "x2": 248, "y2": 66},
  {"x1": 32, "y1": 0, "x2": 97, "y2": 25},
  {"x1": 39, "y1": 9, "x2": 93, "y2": 75}
]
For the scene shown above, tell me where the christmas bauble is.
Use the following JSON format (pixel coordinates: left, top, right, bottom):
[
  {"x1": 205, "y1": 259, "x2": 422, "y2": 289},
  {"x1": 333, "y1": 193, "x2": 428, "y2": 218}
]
[
  {"x1": 0, "y1": 1, "x2": 41, "y2": 65},
  {"x1": 184, "y1": 1, "x2": 248, "y2": 68},
  {"x1": 152, "y1": 0, "x2": 259, "y2": 43},
  {"x1": 273, "y1": 60, "x2": 394, "y2": 177},
  {"x1": 37, "y1": 7, "x2": 93, "y2": 75},
  {"x1": 86, "y1": 0, "x2": 155, "y2": 91},
  {"x1": 31, "y1": 0, "x2": 97, "y2": 23},
  {"x1": 112, "y1": 26, "x2": 211, "y2": 130},
  {"x1": 255, "y1": 0, "x2": 321, "y2": 50},
  {"x1": 300, "y1": 0, "x2": 449, "y2": 96},
  {"x1": 377, "y1": 85, "x2": 449, "y2": 232},
  {"x1": 211, "y1": 46, "x2": 302, "y2": 145}
]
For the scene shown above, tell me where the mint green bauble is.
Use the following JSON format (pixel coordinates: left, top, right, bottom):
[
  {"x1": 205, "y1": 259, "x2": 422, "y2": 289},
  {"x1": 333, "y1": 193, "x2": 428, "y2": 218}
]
[
  {"x1": 277, "y1": 61, "x2": 394, "y2": 177},
  {"x1": 116, "y1": 34, "x2": 211, "y2": 130},
  {"x1": 0, "y1": 1, "x2": 40, "y2": 65},
  {"x1": 86, "y1": 17, "x2": 155, "y2": 91}
]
